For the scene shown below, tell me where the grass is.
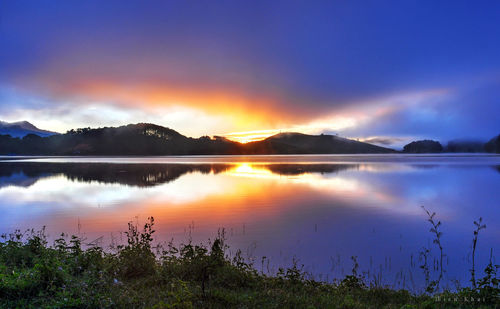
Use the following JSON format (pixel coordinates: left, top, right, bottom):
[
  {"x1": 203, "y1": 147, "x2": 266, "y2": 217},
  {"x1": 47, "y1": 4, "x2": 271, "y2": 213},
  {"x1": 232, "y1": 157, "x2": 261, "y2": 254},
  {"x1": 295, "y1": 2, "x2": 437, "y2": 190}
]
[{"x1": 0, "y1": 217, "x2": 498, "y2": 308}]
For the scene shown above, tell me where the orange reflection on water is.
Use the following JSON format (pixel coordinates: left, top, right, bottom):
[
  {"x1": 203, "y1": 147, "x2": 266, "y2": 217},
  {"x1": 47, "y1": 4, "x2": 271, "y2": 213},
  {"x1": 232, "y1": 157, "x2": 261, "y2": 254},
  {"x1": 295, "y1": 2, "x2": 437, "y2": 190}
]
[{"x1": 0, "y1": 162, "x2": 419, "y2": 240}]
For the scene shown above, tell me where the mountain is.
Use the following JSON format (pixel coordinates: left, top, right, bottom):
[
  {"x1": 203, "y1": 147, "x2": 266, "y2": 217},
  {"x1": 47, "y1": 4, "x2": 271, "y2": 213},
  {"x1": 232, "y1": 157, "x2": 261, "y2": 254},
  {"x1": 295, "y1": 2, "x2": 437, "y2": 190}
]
[
  {"x1": 445, "y1": 139, "x2": 485, "y2": 153},
  {"x1": 0, "y1": 121, "x2": 58, "y2": 138},
  {"x1": 485, "y1": 134, "x2": 500, "y2": 153},
  {"x1": 0, "y1": 123, "x2": 395, "y2": 155},
  {"x1": 402, "y1": 140, "x2": 443, "y2": 153},
  {"x1": 242, "y1": 132, "x2": 395, "y2": 154}
]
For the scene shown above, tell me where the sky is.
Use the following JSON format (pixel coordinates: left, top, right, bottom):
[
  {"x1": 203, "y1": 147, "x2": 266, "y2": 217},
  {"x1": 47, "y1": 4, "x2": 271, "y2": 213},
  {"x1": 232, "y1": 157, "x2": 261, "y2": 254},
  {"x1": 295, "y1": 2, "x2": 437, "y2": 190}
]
[{"x1": 0, "y1": 0, "x2": 499, "y2": 146}]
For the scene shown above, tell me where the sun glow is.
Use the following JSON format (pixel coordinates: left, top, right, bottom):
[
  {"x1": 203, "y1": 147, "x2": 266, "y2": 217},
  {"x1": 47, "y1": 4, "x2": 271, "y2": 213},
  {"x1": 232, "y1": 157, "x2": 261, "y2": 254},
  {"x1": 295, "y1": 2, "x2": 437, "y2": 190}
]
[
  {"x1": 223, "y1": 129, "x2": 282, "y2": 143},
  {"x1": 229, "y1": 163, "x2": 276, "y2": 178}
]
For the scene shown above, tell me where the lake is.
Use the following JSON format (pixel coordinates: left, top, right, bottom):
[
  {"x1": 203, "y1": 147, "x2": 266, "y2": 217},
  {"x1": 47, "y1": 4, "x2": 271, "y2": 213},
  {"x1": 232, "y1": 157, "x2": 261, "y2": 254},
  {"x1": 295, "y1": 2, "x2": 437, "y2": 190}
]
[{"x1": 1, "y1": 154, "x2": 499, "y2": 292}]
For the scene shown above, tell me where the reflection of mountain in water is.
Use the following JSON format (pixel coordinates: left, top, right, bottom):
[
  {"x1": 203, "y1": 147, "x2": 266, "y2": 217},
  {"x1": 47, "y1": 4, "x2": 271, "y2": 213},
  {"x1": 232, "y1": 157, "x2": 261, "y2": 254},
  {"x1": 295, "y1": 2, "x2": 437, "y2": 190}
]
[
  {"x1": 0, "y1": 163, "x2": 357, "y2": 188},
  {"x1": 0, "y1": 163, "x2": 232, "y2": 188},
  {"x1": 265, "y1": 164, "x2": 354, "y2": 175}
]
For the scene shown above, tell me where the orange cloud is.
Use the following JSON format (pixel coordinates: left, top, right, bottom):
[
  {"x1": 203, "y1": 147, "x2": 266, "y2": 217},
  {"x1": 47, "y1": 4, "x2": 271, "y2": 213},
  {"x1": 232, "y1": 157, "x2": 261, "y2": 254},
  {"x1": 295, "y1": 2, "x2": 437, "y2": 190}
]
[
  {"x1": 41, "y1": 79, "x2": 310, "y2": 132},
  {"x1": 8, "y1": 68, "x2": 452, "y2": 140}
]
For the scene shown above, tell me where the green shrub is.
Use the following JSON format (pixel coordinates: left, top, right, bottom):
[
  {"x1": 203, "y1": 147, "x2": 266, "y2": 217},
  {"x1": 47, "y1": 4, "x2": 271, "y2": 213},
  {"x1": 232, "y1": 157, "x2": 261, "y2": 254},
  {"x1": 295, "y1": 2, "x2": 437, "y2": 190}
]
[{"x1": 0, "y1": 217, "x2": 498, "y2": 308}]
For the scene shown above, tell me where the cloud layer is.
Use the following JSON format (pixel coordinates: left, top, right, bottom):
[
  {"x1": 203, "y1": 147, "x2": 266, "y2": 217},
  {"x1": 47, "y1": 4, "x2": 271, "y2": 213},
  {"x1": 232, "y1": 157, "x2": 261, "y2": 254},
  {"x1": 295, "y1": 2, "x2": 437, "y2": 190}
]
[{"x1": 0, "y1": 1, "x2": 499, "y2": 145}]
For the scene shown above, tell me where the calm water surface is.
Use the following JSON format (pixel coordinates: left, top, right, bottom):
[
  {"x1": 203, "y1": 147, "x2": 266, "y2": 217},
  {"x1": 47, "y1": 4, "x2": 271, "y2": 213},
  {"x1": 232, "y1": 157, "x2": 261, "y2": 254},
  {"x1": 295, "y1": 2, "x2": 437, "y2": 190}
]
[{"x1": 1, "y1": 155, "x2": 499, "y2": 291}]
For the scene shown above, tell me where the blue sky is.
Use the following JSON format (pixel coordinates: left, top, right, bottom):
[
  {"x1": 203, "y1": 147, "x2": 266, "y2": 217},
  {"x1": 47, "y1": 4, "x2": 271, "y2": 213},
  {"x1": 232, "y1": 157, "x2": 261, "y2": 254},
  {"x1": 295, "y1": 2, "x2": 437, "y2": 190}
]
[{"x1": 0, "y1": 0, "x2": 499, "y2": 146}]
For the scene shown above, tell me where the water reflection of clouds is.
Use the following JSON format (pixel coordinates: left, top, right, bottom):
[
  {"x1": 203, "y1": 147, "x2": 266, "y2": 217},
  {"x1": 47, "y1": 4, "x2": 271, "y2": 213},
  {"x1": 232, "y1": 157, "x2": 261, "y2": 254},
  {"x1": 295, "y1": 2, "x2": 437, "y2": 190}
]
[
  {"x1": 2, "y1": 162, "x2": 497, "y2": 215},
  {"x1": 0, "y1": 173, "x2": 233, "y2": 209},
  {"x1": 0, "y1": 162, "x2": 457, "y2": 224},
  {"x1": 0, "y1": 161, "x2": 498, "y2": 232}
]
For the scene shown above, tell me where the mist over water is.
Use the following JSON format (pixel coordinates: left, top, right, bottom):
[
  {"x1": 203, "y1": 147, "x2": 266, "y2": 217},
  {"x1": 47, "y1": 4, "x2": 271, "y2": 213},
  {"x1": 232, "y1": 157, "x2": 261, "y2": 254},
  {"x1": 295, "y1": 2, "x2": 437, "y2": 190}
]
[{"x1": 1, "y1": 155, "x2": 499, "y2": 292}]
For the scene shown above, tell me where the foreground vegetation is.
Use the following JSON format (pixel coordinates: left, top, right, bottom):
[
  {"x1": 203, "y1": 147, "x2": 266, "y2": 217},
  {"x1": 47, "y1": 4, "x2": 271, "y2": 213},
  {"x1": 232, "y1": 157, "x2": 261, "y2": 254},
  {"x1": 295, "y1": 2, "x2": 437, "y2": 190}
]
[{"x1": 0, "y1": 218, "x2": 498, "y2": 308}]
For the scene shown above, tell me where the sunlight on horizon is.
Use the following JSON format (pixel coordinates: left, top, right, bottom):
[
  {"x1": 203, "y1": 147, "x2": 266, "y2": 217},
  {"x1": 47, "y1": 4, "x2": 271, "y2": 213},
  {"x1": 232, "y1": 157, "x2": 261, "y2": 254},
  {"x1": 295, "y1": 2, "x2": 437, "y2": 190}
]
[{"x1": 223, "y1": 130, "x2": 282, "y2": 143}]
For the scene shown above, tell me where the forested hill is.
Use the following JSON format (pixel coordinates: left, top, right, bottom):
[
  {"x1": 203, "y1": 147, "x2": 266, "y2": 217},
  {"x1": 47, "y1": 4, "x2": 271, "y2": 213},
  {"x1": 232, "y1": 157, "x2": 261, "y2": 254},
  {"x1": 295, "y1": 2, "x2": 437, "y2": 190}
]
[
  {"x1": 0, "y1": 123, "x2": 395, "y2": 155},
  {"x1": 241, "y1": 132, "x2": 395, "y2": 154}
]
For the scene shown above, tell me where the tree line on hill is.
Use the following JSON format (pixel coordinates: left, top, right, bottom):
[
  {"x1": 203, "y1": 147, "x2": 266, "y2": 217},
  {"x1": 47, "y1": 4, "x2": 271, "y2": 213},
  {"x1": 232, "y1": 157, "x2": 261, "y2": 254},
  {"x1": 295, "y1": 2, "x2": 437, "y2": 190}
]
[
  {"x1": 0, "y1": 122, "x2": 498, "y2": 155},
  {"x1": 0, "y1": 123, "x2": 394, "y2": 155}
]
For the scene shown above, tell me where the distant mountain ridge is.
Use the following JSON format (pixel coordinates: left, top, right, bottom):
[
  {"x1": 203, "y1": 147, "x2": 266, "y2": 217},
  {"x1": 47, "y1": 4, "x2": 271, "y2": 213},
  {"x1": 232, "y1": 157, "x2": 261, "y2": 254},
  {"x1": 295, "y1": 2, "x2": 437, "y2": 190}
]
[
  {"x1": 0, "y1": 123, "x2": 395, "y2": 155},
  {"x1": 445, "y1": 139, "x2": 486, "y2": 153},
  {"x1": 1, "y1": 122, "x2": 498, "y2": 155},
  {"x1": 0, "y1": 121, "x2": 58, "y2": 138},
  {"x1": 402, "y1": 136, "x2": 500, "y2": 154}
]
